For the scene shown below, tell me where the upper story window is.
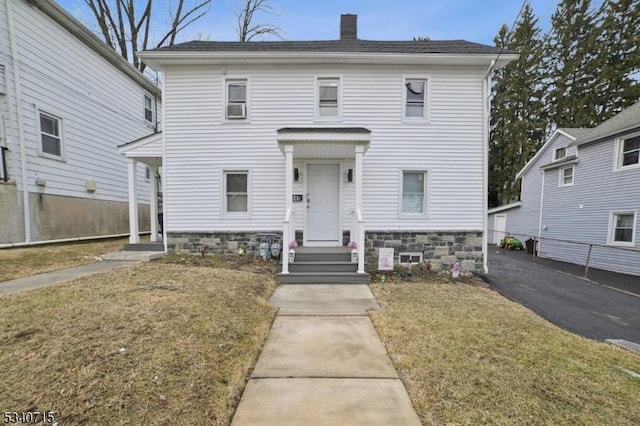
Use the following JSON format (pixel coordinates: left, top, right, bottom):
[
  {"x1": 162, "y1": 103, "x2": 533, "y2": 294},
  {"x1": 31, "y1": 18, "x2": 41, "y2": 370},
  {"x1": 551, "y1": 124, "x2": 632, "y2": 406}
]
[
  {"x1": 608, "y1": 212, "x2": 636, "y2": 246},
  {"x1": 317, "y1": 78, "x2": 340, "y2": 119},
  {"x1": 401, "y1": 170, "x2": 427, "y2": 215},
  {"x1": 226, "y1": 79, "x2": 247, "y2": 120},
  {"x1": 616, "y1": 135, "x2": 640, "y2": 170},
  {"x1": 554, "y1": 147, "x2": 566, "y2": 161},
  {"x1": 559, "y1": 166, "x2": 574, "y2": 186},
  {"x1": 39, "y1": 111, "x2": 63, "y2": 159},
  {"x1": 404, "y1": 78, "x2": 427, "y2": 119},
  {"x1": 144, "y1": 94, "x2": 154, "y2": 124},
  {"x1": 224, "y1": 171, "x2": 248, "y2": 213}
]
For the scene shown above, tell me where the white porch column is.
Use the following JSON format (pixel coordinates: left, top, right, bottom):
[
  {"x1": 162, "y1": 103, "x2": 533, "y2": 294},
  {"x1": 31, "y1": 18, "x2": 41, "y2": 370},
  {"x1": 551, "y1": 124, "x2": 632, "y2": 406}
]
[
  {"x1": 282, "y1": 145, "x2": 294, "y2": 274},
  {"x1": 149, "y1": 164, "x2": 159, "y2": 242},
  {"x1": 128, "y1": 158, "x2": 140, "y2": 244},
  {"x1": 355, "y1": 145, "x2": 365, "y2": 274}
]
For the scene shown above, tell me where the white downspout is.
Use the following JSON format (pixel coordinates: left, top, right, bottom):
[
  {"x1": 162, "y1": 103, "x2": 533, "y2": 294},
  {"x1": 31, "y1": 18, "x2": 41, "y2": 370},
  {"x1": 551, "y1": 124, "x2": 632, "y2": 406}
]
[
  {"x1": 6, "y1": 0, "x2": 31, "y2": 243},
  {"x1": 161, "y1": 72, "x2": 168, "y2": 252},
  {"x1": 482, "y1": 59, "x2": 496, "y2": 274}
]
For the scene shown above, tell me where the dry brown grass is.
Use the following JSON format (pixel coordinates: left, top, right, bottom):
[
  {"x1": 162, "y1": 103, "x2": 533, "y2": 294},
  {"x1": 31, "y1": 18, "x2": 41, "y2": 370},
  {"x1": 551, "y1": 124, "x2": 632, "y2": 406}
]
[
  {"x1": 370, "y1": 280, "x2": 640, "y2": 425},
  {"x1": 0, "y1": 237, "x2": 131, "y2": 282},
  {"x1": 0, "y1": 260, "x2": 277, "y2": 425}
]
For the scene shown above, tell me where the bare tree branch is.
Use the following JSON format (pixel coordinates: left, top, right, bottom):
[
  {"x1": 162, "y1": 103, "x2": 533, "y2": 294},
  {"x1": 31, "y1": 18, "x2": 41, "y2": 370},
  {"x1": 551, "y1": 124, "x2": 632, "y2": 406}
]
[{"x1": 236, "y1": 0, "x2": 282, "y2": 42}]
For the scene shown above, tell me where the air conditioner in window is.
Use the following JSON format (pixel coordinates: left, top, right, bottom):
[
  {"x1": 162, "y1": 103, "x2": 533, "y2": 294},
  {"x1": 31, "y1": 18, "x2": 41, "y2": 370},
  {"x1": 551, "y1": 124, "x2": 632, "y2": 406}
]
[{"x1": 227, "y1": 103, "x2": 246, "y2": 119}]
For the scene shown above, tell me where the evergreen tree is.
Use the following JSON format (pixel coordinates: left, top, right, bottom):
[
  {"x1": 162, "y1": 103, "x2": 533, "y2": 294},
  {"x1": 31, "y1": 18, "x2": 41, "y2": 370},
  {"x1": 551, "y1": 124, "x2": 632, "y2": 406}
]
[
  {"x1": 543, "y1": 0, "x2": 599, "y2": 128},
  {"x1": 489, "y1": 5, "x2": 546, "y2": 206}
]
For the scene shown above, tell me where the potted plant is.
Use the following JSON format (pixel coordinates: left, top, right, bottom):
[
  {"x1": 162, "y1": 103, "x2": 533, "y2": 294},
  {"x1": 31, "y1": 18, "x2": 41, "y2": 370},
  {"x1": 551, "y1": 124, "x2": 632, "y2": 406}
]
[
  {"x1": 288, "y1": 240, "x2": 298, "y2": 263},
  {"x1": 348, "y1": 241, "x2": 358, "y2": 263}
]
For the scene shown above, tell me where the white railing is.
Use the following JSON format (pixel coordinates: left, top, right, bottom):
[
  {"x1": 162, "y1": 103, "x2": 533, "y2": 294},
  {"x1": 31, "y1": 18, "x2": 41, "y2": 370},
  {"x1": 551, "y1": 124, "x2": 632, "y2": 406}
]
[
  {"x1": 282, "y1": 208, "x2": 294, "y2": 274},
  {"x1": 351, "y1": 208, "x2": 366, "y2": 274}
]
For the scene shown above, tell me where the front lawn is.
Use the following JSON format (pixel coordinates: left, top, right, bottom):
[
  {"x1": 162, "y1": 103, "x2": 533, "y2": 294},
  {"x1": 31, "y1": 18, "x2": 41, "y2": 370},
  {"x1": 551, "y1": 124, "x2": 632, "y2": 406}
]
[
  {"x1": 0, "y1": 260, "x2": 277, "y2": 425},
  {"x1": 370, "y1": 280, "x2": 640, "y2": 425}
]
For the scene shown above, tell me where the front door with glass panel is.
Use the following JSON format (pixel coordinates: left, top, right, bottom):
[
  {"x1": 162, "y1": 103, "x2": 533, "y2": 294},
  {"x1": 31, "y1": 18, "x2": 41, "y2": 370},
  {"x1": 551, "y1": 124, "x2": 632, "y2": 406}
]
[{"x1": 306, "y1": 164, "x2": 340, "y2": 246}]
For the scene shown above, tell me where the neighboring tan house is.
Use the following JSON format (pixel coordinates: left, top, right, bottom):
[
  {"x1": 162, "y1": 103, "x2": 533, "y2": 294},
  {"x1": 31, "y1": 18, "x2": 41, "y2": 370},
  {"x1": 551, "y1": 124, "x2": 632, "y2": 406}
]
[
  {"x1": 0, "y1": 0, "x2": 160, "y2": 246},
  {"x1": 489, "y1": 102, "x2": 640, "y2": 276},
  {"x1": 121, "y1": 14, "x2": 516, "y2": 282}
]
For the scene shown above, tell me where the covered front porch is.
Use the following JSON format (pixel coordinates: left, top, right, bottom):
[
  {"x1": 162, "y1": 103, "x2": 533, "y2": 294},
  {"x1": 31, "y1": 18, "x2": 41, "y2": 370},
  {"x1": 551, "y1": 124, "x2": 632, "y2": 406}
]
[
  {"x1": 277, "y1": 127, "x2": 370, "y2": 280},
  {"x1": 118, "y1": 132, "x2": 163, "y2": 248}
]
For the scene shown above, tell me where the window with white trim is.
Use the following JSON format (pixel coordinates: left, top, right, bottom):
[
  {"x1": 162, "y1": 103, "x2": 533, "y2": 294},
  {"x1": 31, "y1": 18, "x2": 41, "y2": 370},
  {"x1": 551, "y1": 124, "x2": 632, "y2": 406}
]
[
  {"x1": 616, "y1": 135, "x2": 640, "y2": 169},
  {"x1": 559, "y1": 166, "x2": 574, "y2": 186},
  {"x1": 224, "y1": 171, "x2": 248, "y2": 213},
  {"x1": 317, "y1": 78, "x2": 339, "y2": 118},
  {"x1": 144, "y1": 94, "x2": 154, "y2": 124},
  {"x1": 399, "y1": 252, "x2": 423, "y2": 264},
  {"x1": 404, "y1": 78, "x2": 427, "y2": 119},
  {"x1": 226, "y1": 79, "x2": 247, "y2": 119},
  {"x1": 609, "y1": 212, "x2": 636, "y2": 245},
  {"x1": 554, "y1": 147, "x2": 566, "y2": 161},
  {"x1": 39, "y1": 112, "x2": 62, "y2": 158},
  {"x1": 401, "y1": 171, "x2": 426, "y2": 214}
]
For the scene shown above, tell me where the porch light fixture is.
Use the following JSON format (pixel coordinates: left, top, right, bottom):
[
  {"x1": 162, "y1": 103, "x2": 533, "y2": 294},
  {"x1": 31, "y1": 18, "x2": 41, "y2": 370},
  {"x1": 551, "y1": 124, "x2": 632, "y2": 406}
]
[
  {"x1": 294, "y1": 168, "x2": 299, "y2": 181},
  {"x1": 347, "y1": 168, "x2": 353, "y2": 182}
]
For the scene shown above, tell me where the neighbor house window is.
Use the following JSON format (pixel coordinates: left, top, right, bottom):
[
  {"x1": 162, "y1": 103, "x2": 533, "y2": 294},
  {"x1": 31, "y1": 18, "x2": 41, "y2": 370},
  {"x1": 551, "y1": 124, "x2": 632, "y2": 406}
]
[
  {"x1": 560, "y1": 166, "x2": 574, "y2": 186},
  {"x1": 144, "y1": 94, "x2": 154, "y2": 124},
  {"x1": 554, "y1": 147, "x2": 566, "y2": 161},
  {"x1": 609, "y1": 212, "x2": 636, "y2": 245},
  {"x1": 399, "y1": 252, "x2": 423, "y2": 264},
  {"x1": 224, "y1": 171, "x2": 248, "y2": 213},
  {"x1": 401, "y1": 171, "x2": 426, "y2": 214},
  {"x1": 617, "y1": 135, "x2": 640, "y2": 169},
  {"x1": 317, "y1": 78, "x2": 339, "y2": 118},
  {"x1": 226, "y1": 79, "x2": 247, "y2": 119},
  {"x1": 39, "y1": 112, "x2": 62, "y2": 158},
  {"x1": 404, "y1": 78, "x2": 427, "y2": 119}
]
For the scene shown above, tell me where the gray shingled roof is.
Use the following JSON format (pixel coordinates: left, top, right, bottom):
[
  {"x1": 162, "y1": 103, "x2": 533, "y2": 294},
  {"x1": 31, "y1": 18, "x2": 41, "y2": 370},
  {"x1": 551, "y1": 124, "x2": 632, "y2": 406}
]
[
  {"x1": 151, "y1": 39, "x2": 507, "y2": 55},
  {"x1": 571, "y1": 101, "x2": 640, "y2": 146},
  {"x1": 559, "y1": 128, "x2": 592, "y2": 139}
]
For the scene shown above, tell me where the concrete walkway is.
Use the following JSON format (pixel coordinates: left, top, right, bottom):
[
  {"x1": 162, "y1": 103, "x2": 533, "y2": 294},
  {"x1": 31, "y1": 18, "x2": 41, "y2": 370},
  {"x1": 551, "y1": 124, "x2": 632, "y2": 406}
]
[
  {"x1": 231, "y1": 284, "x2": 421, "y2": 426},
  {"x1": 0, "y1": 251, "x2": 163, "y2": 295}
]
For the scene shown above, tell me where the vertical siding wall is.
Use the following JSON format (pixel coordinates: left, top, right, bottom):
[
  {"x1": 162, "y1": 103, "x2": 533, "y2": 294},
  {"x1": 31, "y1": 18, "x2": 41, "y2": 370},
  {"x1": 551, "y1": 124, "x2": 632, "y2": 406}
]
[{"x1": 164, "y1": 64, "x2": 486, "y2": 234}]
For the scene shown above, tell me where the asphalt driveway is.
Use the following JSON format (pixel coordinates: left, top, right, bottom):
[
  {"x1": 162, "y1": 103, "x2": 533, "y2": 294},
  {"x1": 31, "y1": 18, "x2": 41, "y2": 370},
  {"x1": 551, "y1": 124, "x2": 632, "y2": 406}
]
[{"x1": 486, "y1": 248, "x2": 640, "y2": 346}]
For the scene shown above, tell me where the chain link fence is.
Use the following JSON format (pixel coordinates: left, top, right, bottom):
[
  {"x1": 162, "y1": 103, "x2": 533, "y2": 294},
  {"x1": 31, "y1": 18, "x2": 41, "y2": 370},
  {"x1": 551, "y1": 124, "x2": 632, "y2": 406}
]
[{"x1": 488, "y1": 228, "x2": 640, "y2": 278}]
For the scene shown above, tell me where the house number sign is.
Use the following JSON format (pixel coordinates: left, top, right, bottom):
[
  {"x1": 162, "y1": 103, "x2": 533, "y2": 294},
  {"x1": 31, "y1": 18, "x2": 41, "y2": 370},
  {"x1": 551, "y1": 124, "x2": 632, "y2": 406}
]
[{"x1": 292, "y1": 194, "x2": 304, "y2": 202}]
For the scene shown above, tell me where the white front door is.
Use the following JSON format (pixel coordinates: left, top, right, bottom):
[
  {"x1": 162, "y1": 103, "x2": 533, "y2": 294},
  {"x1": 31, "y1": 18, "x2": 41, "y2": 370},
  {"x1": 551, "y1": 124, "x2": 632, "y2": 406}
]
[
  {"x1": 494, "y1": 214, "x2": 507, "y2": 244},
  {"x1": 306, "y1": 164, "x2": 340, "y2": 246}
]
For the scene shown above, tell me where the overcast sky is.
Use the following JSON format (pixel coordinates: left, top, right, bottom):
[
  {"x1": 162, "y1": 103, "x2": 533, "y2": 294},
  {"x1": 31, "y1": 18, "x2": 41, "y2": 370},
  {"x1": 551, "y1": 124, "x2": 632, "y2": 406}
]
[{"x1": 58, "y1": 0, "x2": 593, "y2": 46}]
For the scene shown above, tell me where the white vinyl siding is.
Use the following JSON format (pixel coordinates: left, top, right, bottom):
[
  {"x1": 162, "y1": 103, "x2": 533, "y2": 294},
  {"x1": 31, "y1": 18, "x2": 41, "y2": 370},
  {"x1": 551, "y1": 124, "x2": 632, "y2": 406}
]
[
  {"x1": 224, "y1": 171, "x2": 249, "y2": 214},
  {"x1": 163, "y1": 66, "x2": 485, "y2": 233},
  {"x1": 608, "y1": 212, "x2": 636, "y2": 246},
  {"x1": 226, "y1": 79, "x2": 247, "y2": 120},
  {"x1": 616, "y1": 134, "x2": 640, "y2": 170},
  {"x1": 559, "y1": 166, "x2": 573, "y2": 187},
  {"x1": 317, "y1": 77, "x2": 339, "y2": 119},
  {"x1": 404, "y1": 77, "x2": 427, "y2": 120},
  {"x1": 38, "y1": 111, "x2": 63, "y2": 159}
]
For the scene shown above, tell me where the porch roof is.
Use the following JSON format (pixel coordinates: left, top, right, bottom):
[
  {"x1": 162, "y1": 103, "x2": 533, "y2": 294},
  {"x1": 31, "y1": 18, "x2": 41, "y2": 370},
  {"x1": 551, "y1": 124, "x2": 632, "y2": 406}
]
[
  {"x1": 118, "y1": 131, "x2": 162, "y2": 166},
  {"x1": 277, "y1": 127, "x2": 371, "y2": 158}
]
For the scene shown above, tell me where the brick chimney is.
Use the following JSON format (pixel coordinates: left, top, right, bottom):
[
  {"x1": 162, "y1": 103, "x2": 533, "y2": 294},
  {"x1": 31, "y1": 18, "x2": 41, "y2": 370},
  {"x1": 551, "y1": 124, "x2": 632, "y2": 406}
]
[{"x1": 340, "y1": 14, "x2": 358, "y2": 40}]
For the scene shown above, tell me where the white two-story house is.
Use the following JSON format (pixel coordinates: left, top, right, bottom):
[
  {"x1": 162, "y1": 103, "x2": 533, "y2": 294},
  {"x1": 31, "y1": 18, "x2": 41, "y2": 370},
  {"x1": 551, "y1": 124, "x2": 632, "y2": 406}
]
[
  {"x1": 0, "y1": 0, "x2": 160, "y2": 246},
  {"x1": 121, "y1": 14, "x2": 515, "y2": 282}
]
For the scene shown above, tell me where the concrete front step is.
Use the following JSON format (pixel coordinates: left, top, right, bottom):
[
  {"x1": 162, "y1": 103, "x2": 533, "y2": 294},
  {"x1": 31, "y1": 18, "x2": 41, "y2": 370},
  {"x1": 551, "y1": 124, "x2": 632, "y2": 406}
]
[
  {"x1": 278, "y1": 272, "x2": 369, "y2": 284},
  {"x1": 293, "y1": 252, "x2": 352, "y2": 262},
  {"x1": 289, "y1": 261, "x2": 358, "y2": 273}
]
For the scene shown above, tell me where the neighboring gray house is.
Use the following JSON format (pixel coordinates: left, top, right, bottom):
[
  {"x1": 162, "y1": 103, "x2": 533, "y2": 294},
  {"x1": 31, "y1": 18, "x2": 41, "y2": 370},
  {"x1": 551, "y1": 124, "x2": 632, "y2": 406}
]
[
  {"x1": 489, "y1": 102, "x2": 640, "y2": 276},
  {"x1": 0, "y1": 0, "x2": 160, "y2": 246}
]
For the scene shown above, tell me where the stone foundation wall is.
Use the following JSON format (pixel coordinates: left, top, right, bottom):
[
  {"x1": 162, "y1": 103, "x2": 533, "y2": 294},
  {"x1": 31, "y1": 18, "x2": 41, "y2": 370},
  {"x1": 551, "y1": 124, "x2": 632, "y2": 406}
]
[
  {"x1": 365, "y1": 231, "x2": 484, "y2": 272},
  {"x1": 169, "y1": 231, "x2": 283, "y2": 255}
]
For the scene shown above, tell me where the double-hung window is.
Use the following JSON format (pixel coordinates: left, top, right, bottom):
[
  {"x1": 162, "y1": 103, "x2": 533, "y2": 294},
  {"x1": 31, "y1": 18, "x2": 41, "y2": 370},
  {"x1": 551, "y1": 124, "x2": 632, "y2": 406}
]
[
  {"x1": 39, "y1": 112, "x2": 63, "y2": 159},
  {"x1": 401, "y1": 171, "x2": 427, "y2": 215},
  {"x1": 404, "y1": 78, "x2": 427, "y2": 119},
  {"x1": 226, "y1": 79, "x2": 247, "y2": 119},
  {"x1": 225, "y1": 171, "x2": 248, "y2": 213},
  {"x1": 144, "y1": 94, "x2": 154, "y2": 124},
  {"x1": 317, "y1": 78, "x2": 339, "y2": 118},
  {"x1": 609, "y1": 212, "x2": 636, "y2": 246},
  {"x1": 554, "y1": 147, "x2": 566, "y2": 161},
  {"x1": 617, "y1": 135, "x2": 640, "y2": 169},
  {"x1": 560, "y1": 166, "x2": 574, "y2": 186}
]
